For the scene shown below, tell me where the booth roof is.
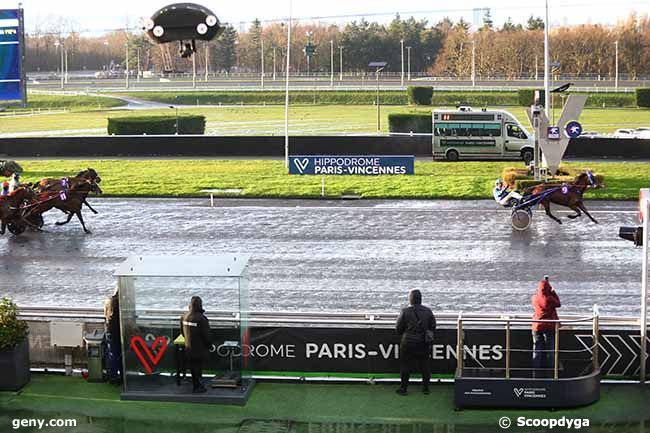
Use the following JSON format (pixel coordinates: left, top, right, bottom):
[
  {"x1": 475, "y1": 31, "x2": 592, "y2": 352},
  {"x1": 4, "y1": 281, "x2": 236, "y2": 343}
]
[{"x1": 114, "y1": 254, "x2": 250, "y2": 277}]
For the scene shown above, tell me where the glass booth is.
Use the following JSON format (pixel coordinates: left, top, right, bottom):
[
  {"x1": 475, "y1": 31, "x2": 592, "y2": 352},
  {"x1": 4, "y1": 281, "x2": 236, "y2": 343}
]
[{"x1": 115, "y1": 254, "x2": 254, "y2": 405}]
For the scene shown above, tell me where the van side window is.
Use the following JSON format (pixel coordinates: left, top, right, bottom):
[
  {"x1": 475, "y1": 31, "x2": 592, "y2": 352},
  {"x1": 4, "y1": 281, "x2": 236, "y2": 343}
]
[{"x1": 507, "y1": 124, "x2": 527, "y2": 139}]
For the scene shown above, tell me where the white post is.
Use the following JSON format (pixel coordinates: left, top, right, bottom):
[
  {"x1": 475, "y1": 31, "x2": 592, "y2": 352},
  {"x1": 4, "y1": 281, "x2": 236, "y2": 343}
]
[
  {"x1": 125, "y1": 41, "x2": 129, "y2": 89},
  {"x1": 339, "y1": 46, "x2": 343, "y2": 81},
  {"x1": 615, "y1": 40, "x2": 619, "y2": 90},
  {"x1": 407, "y1": 46, "x2": 412, "y2": 81},
  {"x1": 284, "y1": 0, "x2": 292, "y2": 169},
  {"x1": 273, "y1": 46, "x2": 277, "y2": 81},
  {"x1": 641, "y1": 198, "x2": 650, "y2": 383},
  {"x1": 400, "y1": 39, "x2": 404, "y2": 87},
  {"x1": 192, "y1": 51, "x2": 196, "y2": 89},
  {"x1": 64, "y1": 48, "x2": 68, "y2": 84},
  {"x1": 535, "y1": 54, "x2": 539, "y2": 81},
  {"x1": 544, "y1": 0, "x2": 550, "y2": 117},
  {"x1": 59, "y1": 44, "x2": 64, "y2": 89},
  {"x1": 471, "y1": 39, "x2": 476, "y2": 87},
  {"x1": 261, "y1": 39, "x2": 265, "y2": 89},
  {"x1": 205, "y1": 44, "x2": 209, "y2": 82},
  {"x1": 137, "y1": 48, "x2": 141, "y2": 83},
  {"x1": 330, "y1": 40, "x2": 334, "y2": 87}
]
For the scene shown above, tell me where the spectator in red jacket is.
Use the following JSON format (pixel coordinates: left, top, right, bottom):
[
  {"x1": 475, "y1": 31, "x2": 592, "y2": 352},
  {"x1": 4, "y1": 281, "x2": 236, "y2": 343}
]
[{"x1": 531, "y1": 276, "x2": 561, "y2": 377}]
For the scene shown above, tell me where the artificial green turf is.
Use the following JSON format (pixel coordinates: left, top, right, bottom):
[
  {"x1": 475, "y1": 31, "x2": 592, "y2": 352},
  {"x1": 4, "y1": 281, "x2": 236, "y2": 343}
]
[
  {"x1": 1, "y1": 104, "x2": 648, "y2": 135},
  {"x1": 0, "y1": 374, "x2": 649, "y2": 430},
  {"x1": 13, "y1": 159, "x2": 650, "y2": 200}
]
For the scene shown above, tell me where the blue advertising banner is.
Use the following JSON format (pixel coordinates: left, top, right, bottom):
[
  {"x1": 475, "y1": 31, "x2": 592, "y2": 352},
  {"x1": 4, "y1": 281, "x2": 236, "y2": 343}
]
[
  {"x1": 0, "y1": 9, "x2": 22, "y2": 101},
  {"x1": 289, "y1": 155, "x2": 415, "y2": 175}
]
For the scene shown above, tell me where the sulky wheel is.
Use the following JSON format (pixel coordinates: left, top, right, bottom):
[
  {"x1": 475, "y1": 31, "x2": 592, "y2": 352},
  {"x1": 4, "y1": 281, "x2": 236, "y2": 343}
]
[
  {"x1": 7, "y1": 221, "x2": 27, "y2": 235},
  {"x1": 511, "y1": 208, "x2": 533, "y2": 231}
]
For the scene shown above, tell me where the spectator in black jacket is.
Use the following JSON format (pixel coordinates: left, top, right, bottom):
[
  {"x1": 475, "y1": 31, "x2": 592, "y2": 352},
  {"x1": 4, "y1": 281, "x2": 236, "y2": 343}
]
[
  {"x1": 395, "y1": 289, "x2": 436, "y2": 396},
  {"x1": 180, "y1": 296, "x2": 211, "y2": 393},
  {"x1": 103, "y1": 286, "x2": 121, "y2": 384}
]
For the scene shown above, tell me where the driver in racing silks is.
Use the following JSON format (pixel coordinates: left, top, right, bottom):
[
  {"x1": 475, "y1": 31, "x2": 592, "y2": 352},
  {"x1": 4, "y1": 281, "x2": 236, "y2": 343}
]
[{"x1": 493, "y1": 178, "x2": 523, "y2": 207}]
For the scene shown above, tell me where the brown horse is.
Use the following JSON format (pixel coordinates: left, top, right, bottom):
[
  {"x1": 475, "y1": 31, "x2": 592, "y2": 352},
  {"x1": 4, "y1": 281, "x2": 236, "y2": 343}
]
[
  {"x1": 28, "y1": 180, "x2": 101, "y2": 233},
  {"x1": 524, "y1": 171, "x2": 600, "y2": 225},
  {"x1": 33, "y1": 168, "x2": 102, "y2": 215}
]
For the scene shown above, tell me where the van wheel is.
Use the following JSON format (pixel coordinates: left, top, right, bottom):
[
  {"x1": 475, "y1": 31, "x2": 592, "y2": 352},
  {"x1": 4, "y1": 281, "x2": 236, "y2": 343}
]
[
  {"x1": 446, "y1": 149, "x2": 460, "y2": 162},
  {"x1": 521, "y1": 149, "x2": 534, "y2": 165}
]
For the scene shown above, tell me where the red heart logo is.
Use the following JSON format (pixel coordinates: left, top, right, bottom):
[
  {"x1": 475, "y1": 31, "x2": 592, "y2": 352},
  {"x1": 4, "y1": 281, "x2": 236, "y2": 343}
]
[{"x1": 130, "y1": 335, "x2": 168, "y2": 374}]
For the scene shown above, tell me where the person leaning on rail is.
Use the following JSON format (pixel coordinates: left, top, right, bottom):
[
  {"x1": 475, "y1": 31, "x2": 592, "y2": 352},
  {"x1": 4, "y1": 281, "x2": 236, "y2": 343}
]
[
  {"x1": 531, "y1": 275, "x2": 561, "y2": 378},
  {"x1": 395, "y1": 289, "x2": 436, "y2": 396},
  {"x1": 180, "y1": 296, "x2": 211, "y2": 394}
]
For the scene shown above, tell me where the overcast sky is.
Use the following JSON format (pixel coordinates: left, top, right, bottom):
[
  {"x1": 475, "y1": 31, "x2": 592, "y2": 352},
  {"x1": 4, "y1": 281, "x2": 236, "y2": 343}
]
[{"x1": 13, "y1": 0, "x2": 650, "y2": 35}]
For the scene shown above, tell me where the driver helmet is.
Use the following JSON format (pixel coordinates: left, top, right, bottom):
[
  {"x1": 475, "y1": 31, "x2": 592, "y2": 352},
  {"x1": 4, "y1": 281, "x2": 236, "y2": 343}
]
[
  {"x1": 2, "y1": 181, "x2": 8, "y2": 189},
  {"x1": 495, "y1": 178, "x2": 504, "y2": 188}
]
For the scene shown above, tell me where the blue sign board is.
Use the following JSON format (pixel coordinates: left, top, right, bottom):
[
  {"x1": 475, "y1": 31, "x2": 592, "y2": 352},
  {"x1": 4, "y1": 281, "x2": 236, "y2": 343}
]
[
  {"x1": 547, "y1": 126, "x2": 560, "y2": 141},
  {"x1": 565, "y1": 121, "x2": 583, "y2": 139},
  {"x1": 289, "y1": 155, "x2": 415, "y2": 175},
  {"x1": 0, "y1": 9, "x2": 23, "y2": 101}
]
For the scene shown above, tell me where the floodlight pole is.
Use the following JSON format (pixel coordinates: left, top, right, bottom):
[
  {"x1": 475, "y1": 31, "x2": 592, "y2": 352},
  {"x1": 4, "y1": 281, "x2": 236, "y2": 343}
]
[
  {"x1": 544, "y1": 0, "x2": 550, "y2": 117},
  {"x1": 376, "y1": 66, "x2": 384, "y2": 133},
  {"x1": 339, "y1": 46, "x2": 344, "y2": 81},
  {"x1": 273, "y1": 46, "x2": 277, "y2": 81},
  {"x1": 125, "y1": 41, "x2": 130, "y2": 90},
  {"x1": 284, "y1": 0, "x2": 292, "y2": 169},
  {"x1": 192, "y1": 51, "x2": 196, "y2": 89},
  {"x1": 471, "y1": 39, "x2": 476, "y2": 87},
  {"x1": 261, "y1": 39, "x2": 265, "y2": 89},
  {"x1": 614, "y1": 40, "x2": 619, "y2": 90},
  {"x1": 137, "y1": 47, "x2": 141, "y2": 83},
  {"x1": 330, "y1": 40, "x2": 334, "y2": 87},
  {"x1": 641, "y1": 198, "x2": 650, "y2": 383},
  {"x1": 400, "y1": 39, "x2": 404, "y2": 87},
  {"x1": 407, "y1": 46, "x2": 412, "y2": 81},
  {"x1": 205, "y1": 44, "x2": 209, "y2": 82},
  {"x1": 64, "y1": 48, "x2": 68, "y2": 84}
]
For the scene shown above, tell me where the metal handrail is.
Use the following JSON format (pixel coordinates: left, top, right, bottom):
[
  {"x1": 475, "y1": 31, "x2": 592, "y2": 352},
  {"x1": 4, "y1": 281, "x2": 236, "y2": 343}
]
[{"x1": 457, "y1": 306, "x2": 600, "y2": 380}]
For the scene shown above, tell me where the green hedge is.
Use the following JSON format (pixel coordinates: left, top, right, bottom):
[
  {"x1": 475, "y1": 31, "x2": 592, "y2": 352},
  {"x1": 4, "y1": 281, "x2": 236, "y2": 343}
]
[
  {"x1": 636, "y1": 88, "x2": 650, "y2": 108},
  {"x1": 407, "y1": 86, "x2": 434, "y2": 105},
  {"x1": 388, "y1": 113, "x2": 432, "y2": 133},
  {"x1": 107, "y1": 115, "x2": 206, "y2": 135},
  {"x1": 518, "y1": 89, "x2": 546, "y2": 107}
]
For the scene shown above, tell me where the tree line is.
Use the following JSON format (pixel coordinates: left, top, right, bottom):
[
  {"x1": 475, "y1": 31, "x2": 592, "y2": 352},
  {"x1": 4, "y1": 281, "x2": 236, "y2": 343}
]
[{"x1": 24, "y1": 13, "x2": 650, "y2": 79}]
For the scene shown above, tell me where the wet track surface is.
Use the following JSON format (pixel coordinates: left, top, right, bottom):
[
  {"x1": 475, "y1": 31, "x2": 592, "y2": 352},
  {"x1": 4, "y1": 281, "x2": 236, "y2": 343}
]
[{"x1": 0, "y1": 198, "x2": 643, "y2": 316}]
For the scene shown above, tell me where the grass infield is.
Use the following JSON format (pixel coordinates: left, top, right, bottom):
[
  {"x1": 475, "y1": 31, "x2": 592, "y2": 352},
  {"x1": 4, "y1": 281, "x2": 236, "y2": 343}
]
[{"x1": 15, "y1": 159, "x2": 650, "y2": 200}]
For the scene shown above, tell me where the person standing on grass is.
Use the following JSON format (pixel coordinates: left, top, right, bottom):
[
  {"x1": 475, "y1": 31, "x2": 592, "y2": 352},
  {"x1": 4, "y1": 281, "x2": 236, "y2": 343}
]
[
  {"x1": 396, "y1": 289, "x2": 436, "y2": 396},
  {"x1": 532, "y1": 275, "x2": 561, "y2": 377}
]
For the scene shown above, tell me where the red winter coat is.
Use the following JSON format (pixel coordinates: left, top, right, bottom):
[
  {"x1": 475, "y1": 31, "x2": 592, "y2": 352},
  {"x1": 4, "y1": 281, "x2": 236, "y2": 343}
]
[{"x1": 531, "y1": 280, "x2": 561, "y2": 332}]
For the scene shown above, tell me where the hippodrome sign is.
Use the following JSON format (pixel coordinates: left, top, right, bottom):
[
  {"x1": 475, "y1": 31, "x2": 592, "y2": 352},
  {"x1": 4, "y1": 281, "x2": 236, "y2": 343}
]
[{"x1": 289, "y1": 155, "x2": 415, "y2": 176}]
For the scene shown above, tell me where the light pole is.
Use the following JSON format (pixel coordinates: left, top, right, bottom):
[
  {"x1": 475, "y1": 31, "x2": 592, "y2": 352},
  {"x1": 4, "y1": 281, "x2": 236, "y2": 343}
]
[
  {"x1": 192, "y1": 48, "x2": 196, "y2": 88},
  {"x1": 64, "y1": 47, "x2": 68, "y2": 84},
  {"x1": 125, "y1": 40, "x2": 129, "y2": 89},
  {"x1": 369, "y1": 62, "x2": 387, "y2": 133},
  {"x1": 406, "y1": 46, "x2": 412, "y2": 81},
  {"x1": 261, "y1": 39, "x2": 265, "y2": 89},
  {"x1": 544, "y1": 0, "x2": 550, "y2": 117},
  {"x1": 205, "y1": 43, "x2": 209, "y2": 82},
  {"x1": 272, "y1": 45, "x2": 277, "y2": 81},
  {"x1": 614, "y1": 40, "x2": 619, "y2": 90},
  {"x1": 400, "y1": 39, "x2": 404, "y2": 87},
  {"x1": 339, "y1": 46, "x2": 344, "y2": 81},
  {"x1": 137, "y1": 47, "x2": 141, "y2": 83},
  {"x1": 330, "y1": 40, "x2": 334, "y2": 87},
  {"x1": 284, "y1": 0, "x2": 292, "y2": 169},
  {"x1": 54, "y1": 40, "x2": 64, "y2": 89},
  {"x1": 471, "y1": 39, "x2": 476, "y2": 87}
]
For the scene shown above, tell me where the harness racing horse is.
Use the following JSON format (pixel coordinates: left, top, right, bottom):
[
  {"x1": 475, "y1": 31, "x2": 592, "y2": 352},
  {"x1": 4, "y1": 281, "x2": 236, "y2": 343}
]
[
  {"x1": 29, "y1": 180, "x2": 101, "y2": 234},
  {"x1": 34, "y1": 168, "x2": 102, "y2": 215},
  {"x1": 524, "y1": 171, "x2": 600, "y2": 225}
]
